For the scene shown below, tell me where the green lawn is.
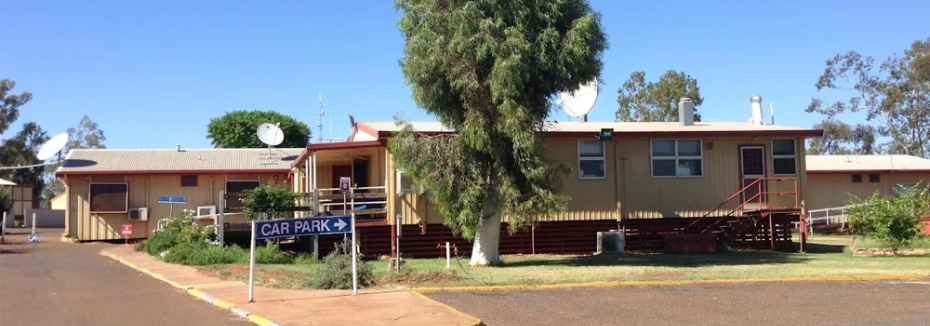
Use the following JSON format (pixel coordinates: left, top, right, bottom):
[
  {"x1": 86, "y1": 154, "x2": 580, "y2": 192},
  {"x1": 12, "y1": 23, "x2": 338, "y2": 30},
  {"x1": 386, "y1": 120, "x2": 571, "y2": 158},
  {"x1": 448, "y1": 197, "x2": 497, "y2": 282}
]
[{"x1": 198, "y1": 235, "x2": 930, "y2": 290}]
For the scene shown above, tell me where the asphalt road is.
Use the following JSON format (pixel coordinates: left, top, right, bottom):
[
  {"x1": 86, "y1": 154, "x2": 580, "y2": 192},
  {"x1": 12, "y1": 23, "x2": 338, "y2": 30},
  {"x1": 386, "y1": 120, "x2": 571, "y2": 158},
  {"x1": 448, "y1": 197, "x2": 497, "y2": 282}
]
[
  {"x1": 430, "y1": 280, "x2": 930, "y2": 326},
  {"x1": 0, "y1": 228, "x2": 252, "y2": 326}
]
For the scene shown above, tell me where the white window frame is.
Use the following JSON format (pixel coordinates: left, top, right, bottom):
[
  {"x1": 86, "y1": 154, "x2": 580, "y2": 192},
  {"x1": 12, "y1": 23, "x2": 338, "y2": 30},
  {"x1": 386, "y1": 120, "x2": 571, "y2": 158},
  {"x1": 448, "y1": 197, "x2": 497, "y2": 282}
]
[
  {"x1": 650, "y1": 139, "x2": 703, "y2": 178},
  {"x1": 577, "y1": 140, "x2": 606, "y2": 179},
  {"x1": 771, "y1": 138, "x2": 798, "y2": 176}
]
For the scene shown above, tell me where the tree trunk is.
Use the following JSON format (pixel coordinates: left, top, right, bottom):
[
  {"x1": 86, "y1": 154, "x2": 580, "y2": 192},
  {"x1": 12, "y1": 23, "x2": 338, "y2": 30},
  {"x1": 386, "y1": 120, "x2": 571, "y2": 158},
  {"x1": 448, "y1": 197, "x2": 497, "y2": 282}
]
[{"x1": 469, "y1": 209, "x2": 502, "y2": 266}]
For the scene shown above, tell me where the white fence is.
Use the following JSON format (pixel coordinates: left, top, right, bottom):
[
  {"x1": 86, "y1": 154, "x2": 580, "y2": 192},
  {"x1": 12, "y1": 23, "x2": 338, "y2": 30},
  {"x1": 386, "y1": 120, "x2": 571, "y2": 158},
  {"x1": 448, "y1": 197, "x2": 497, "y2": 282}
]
[{"x1": 805, "y1": 203, "x2": 871, "y2": 234}]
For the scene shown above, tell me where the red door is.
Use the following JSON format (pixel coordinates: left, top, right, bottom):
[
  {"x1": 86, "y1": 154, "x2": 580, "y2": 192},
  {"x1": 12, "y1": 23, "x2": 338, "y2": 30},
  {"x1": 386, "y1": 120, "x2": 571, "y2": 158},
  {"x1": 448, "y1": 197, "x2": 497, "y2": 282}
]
[
  {"x1": 739, "y1": 146, "x2": 767, "y2": 208},
  {"x1": 331, "y1": 165, "x2": 352, "y2": 189}
]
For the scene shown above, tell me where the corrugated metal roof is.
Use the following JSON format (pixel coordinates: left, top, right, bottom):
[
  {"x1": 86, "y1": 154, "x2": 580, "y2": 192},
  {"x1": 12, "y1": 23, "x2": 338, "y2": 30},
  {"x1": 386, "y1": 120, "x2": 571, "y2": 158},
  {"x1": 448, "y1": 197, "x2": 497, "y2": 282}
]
[
  {"x1": 359, "y1": 120, "x2": 820, "y2": 134},
  {"x1": 56, "y1": 148, "x2": 303, "y2": 175},
  {"x1": 806, "y1": 155, "x2": 930, "y2": 172},
  {"x1": 0, "y1": 178, "x2": 15, "y2": 186}
]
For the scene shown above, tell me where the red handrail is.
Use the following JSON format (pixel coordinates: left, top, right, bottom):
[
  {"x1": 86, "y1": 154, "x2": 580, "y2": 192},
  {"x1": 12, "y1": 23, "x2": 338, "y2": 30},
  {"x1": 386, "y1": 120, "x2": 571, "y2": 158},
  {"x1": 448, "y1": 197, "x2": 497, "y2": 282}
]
[{"x1": 684, "y1": 177, "x2": 799, "y2": 232}]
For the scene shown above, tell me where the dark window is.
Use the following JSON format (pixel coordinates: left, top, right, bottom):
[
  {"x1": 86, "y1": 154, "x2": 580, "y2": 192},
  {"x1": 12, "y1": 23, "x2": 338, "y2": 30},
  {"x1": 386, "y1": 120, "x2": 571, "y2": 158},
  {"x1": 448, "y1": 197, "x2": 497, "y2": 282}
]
[
  {"x1": 868, "y1": 173, "x2": 880, "y2": 183},
  {"x1": 89, "y1": 183, "x2": 129, "y2": 213},
  {"x1": 851, "y1": 174, "x2": 863, "y2": 183},
  {"x1": 771, "y1": 139, "x2": 797, "y2": 175},
  {"x1": 181, "y1": 175, "x2": 198, "y2": 187},
  {"x1": 225, "y1": 180, "x2": 261, "y2": 213}
]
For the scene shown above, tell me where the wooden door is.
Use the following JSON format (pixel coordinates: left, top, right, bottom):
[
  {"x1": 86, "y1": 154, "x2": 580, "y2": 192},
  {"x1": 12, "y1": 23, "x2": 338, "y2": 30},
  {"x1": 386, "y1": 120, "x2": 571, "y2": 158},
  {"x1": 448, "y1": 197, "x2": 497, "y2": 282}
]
[
  {"x1": 739, "y1": 146, "x2": 767, "y2": 208},
  {"x1": 331, "y1": 165, "x2": 353, "y2": 189}
]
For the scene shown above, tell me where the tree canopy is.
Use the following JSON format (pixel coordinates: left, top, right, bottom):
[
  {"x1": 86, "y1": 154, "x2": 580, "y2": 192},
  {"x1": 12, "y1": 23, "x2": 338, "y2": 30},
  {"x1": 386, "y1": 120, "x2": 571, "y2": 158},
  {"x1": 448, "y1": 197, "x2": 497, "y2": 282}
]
[
  {"x1": 807, "y1": 119, "x2": 877, "y2": 155},
  {"x1": 391, "y1": 0, "x2": 608, "y2": 265},
  {"x1": 0, "y1": 79, "x2": 32, "y2": 134},
  {"x1": 616, "y1": 70, "x2": 703, "y2": 122},
  {"x1": 808, "y1": 38, "x2": 930, "y2": 157},
  {"x1": 207, "y1": 110, "x2": 311, "y2": 148},
  {"x1": 42, "y1": 115, "x2": 108, "y2": 206},
  {"x1": 0, "y1": 79, "x2": 48, "y2": 202}
]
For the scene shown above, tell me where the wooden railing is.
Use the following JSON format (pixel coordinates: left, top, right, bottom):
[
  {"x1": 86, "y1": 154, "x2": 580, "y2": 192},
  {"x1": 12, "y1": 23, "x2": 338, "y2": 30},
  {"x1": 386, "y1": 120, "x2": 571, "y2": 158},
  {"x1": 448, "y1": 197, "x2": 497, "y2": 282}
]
[{"x1": 303, "y1": 186, "x2": 389, "y2": 219}]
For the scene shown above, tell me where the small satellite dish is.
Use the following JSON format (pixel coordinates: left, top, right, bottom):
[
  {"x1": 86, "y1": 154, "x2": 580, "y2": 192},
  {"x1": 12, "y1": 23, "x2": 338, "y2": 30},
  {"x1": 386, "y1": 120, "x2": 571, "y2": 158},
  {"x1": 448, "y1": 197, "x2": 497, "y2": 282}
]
[
  {"x1": 37, "y1": 133, "x2": 69, "y2": 161},
  {"x1": 257, "y1": 123, "x2": 284, "y2": 146},
  {"x1": 558, "y1": 78, "x2": 599, "y2": 117}
]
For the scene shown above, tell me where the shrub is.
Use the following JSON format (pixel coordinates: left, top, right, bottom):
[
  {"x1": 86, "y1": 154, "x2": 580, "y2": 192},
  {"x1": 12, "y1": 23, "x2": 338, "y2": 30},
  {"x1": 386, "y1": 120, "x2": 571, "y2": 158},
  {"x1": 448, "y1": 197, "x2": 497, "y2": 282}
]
[
  {"x1": 311, "y1": 238, "x2": 374, "y2": 289},
  {"x1": 164, "y1": 243, "x2": 247, "y2": 266},
  {"x1": 848, "y1": 183, "x2": 930, "y2": 251},
  {"x1": 242, "y1": 185, "x2": 300, "y2": 220},
  {"x1": 256, "y1": 241, "x2": 294, "y2": 264},
  {"x1": 143, "y1": 210, "x2": 215, "y2": 255},
  {"x1": 143, "y1": 231, "x2": 177, "y2": 255}
]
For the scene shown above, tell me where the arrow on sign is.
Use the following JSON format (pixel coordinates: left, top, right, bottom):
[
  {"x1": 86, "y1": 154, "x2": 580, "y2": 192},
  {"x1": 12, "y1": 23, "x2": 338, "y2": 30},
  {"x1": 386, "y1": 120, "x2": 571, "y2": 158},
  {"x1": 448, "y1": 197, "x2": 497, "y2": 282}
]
[{"x1": 334, "y1": 218, "x2": 348, "y2": 231}]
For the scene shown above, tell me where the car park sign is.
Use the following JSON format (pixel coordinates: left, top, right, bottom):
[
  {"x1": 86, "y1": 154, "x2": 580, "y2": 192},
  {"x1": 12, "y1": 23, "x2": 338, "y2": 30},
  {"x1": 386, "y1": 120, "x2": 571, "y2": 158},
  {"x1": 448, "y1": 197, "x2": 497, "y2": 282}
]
[{"x1": 254, "y1": 216, "x2": 352, "y2": 240}]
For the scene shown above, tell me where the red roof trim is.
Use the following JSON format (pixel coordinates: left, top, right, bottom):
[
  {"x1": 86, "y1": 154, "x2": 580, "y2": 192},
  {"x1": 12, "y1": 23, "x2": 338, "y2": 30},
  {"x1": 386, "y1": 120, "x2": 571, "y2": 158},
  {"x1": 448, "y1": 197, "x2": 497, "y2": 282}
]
[
  {"x1": 808, "y1": 169, "x2": 930, "y2": 174},
  {"x1": 370, "y1": 129, "x2": 824, "y2": 138},
  {"x1": 55, "y1": 169, "x2": 290, "y2": 177}
]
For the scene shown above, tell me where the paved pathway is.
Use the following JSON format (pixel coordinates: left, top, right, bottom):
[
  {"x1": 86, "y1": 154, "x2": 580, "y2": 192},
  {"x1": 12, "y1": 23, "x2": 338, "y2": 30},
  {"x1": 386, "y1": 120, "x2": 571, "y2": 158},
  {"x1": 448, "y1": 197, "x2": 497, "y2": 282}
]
[
  {"x1": 0, "y1": 228, "x2": 251, "y2": 326},
  {"x1": 429, "y1": 279, "x2": 930, "y2": 326},
  {"x1": 103, "y1": 243, "x2": 478, "y2": 326}
]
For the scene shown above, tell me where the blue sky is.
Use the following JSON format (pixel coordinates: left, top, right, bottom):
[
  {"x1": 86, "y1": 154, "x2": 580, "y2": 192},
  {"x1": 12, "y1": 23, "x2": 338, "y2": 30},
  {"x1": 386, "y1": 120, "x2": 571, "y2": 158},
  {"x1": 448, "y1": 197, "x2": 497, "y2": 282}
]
[{"x1": 2, "y1": 0, "x2": 928, "y2": 149}]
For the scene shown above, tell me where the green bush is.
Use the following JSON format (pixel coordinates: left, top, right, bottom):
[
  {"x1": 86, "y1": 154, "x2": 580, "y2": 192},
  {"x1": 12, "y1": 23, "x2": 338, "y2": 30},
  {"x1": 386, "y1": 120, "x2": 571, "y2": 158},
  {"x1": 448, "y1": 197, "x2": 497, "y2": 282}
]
[
  {"x1": 143, "y1": 231, "x2": 178, "y2": 255},
  {"x1": 256, "y1": 241, "x2": 294, "y2": 264},
  {"x1": 143, "y1": 210, "x2": 215, "y2": 256},
  {"x1": 848, "y1": 183, "x2": 930, "y2": 250},
  {"x1": 164, "y1": 243, "x2": 247, "y2": 266},
  {"x1": 311, "y1": 238, "x2": 374, "y2": 289},
  {"x1": 242, "y1": 185, "x2": 300, "y2": 220}
]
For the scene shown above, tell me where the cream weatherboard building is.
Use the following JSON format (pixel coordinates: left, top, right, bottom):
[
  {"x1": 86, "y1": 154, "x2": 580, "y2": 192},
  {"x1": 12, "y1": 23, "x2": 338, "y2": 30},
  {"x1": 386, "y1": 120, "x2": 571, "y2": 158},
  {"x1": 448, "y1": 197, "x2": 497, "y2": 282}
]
[
  {"x1": 806, "y1": 154, "x2": 930, "y2": 210},
  {"x1": 55, "y1": 148, "x2": 302, "y2": 241},
  {"x1": 290, "y1": 100, "x2": 823, "y2": 255}
]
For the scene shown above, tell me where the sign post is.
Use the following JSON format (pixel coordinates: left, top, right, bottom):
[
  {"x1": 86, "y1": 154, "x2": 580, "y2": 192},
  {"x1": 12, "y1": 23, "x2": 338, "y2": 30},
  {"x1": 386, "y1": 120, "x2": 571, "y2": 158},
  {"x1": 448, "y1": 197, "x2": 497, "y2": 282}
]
[
  {"x1": 121, "y1": 224, "x2": 133, "y2": 245},
  {"x1": 340, "y1": 177, "x2": 350, "y2": 215},
  {"x1": 217, "y1": 191, "x2": 225, "y2": 247},
  {"x1": 248, "y1": 214, "x2": 354, "y2": 301},
  {"x1": 1, "y1": 211, "x2": 6, "y2": 243},
  {"x1": 351, "y1": 189, "x2": 358, "y2": 295},
  {"x1": 248, "y1": 219, "x2": 256, "y2": 302},
  {"x1": 158, "y1": 196, "x2": 188, "y2": 216}
]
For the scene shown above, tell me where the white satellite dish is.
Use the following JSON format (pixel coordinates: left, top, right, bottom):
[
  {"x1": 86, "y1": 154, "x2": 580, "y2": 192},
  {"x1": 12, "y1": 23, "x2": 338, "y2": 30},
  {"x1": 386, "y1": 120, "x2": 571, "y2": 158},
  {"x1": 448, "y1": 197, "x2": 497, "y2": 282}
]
[
  {"x1": 256, "y1": 123, "x2": 284, "y2": 146},
  {"x1": 558, "y1": 79, "x2": 599, "y2": 117},
  {"x1": 37, "y1": 133, "x2": 69, "y2": 161}
]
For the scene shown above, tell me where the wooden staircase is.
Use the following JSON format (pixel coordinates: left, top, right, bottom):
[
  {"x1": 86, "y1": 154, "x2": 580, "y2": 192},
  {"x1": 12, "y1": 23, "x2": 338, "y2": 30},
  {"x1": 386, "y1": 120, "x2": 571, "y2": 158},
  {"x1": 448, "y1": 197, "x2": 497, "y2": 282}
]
[{"x1": 683, "y1": 178, "x2": 802, "y2": 251}]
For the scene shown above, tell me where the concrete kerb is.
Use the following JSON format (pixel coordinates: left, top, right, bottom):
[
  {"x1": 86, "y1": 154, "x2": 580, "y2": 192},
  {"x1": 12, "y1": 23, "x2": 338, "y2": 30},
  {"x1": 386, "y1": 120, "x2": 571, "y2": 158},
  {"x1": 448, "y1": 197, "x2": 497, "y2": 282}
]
[
  {"x1": 98, "y1": 249, "x2": 283, "y2": 326},
  {"x1": 407, "y1": 290, "x2": 484, "y2": 326},
  {"x1": 410, "y1": 274, "x2": 928, "y2": 294}
]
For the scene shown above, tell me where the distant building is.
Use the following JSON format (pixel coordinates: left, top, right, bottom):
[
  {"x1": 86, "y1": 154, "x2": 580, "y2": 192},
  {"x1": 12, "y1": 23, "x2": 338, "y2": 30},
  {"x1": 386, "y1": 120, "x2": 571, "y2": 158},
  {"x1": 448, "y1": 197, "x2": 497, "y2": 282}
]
[
  {"x1": 55, "y1": 147, "x2": 302, "y2": 241},
  {"x1": 806, "y1": 154, "x2": 930, "y2": 209},
  {"x1": 50, "y1": 192, "x2": 67, "y2": 210}
]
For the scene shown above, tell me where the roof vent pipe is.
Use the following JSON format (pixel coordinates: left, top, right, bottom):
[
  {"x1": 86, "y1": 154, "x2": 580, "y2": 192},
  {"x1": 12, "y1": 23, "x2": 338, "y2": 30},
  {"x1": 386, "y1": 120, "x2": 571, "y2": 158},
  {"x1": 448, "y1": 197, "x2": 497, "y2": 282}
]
[
  {"x1": 750, "y1": 95, "x2": 764, "y2": 125},
  {"x1": 678, "y1": 98, "x2": 694, "y2": 126},
  {"x1": 176, "y1": 143, "x2": 180, "y2": 152}
]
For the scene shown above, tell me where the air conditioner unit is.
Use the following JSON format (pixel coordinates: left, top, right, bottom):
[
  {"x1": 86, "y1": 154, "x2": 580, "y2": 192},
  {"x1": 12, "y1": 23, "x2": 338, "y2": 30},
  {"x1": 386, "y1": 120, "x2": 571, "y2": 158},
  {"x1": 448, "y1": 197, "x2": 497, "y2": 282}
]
[
  {"x1": 196, "y1": 206, "x2": 217, "y2": 219},
  {"x1": 395, "y1": 170, "x2": 425, "y2": 195},
  {"x1": 128, "y1": 207, "x2": 148, "y2": 221},
  {"x1": 597, "y1": 230, "x2": 625, "y2": 254}
]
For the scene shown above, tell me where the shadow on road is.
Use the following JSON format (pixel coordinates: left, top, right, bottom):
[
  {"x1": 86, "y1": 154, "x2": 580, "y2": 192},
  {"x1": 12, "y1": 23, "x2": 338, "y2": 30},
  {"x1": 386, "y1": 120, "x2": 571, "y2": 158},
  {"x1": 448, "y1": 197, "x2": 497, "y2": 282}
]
[{"x1": 501, "y1": 250, "x2": 811, "y2": 268}]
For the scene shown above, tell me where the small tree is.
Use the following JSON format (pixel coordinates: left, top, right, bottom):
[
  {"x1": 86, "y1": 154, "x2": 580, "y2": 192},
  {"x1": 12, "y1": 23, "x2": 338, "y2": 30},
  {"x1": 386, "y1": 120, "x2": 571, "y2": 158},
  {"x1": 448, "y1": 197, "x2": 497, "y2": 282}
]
[
  {"x1": 242, "y1": 185, "x2": 299, "y2": 220},
  {"x1": 847, "y1": 183, "x2": 929, "y2": 251}
]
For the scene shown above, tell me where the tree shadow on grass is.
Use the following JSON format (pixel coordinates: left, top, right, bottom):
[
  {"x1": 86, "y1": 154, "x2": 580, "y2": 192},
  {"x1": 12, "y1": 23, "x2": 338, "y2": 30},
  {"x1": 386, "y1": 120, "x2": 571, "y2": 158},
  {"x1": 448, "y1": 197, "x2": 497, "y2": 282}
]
[{"x1": 500, "y1": 250, "x2": 812, "y2": 268}]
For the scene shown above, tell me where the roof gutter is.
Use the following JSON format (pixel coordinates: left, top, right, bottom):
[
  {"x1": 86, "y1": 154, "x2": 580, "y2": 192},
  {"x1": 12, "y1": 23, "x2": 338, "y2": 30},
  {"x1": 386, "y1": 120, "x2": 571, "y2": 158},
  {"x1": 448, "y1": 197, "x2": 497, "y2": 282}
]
[{"x1": 55, "y1": 169, "x2": 291, "y2": 178}]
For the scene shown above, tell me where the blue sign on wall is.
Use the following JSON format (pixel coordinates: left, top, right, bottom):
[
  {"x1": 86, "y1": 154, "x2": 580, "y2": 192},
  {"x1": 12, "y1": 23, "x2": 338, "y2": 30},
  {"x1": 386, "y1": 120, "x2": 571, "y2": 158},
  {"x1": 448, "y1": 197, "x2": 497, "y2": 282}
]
[
  {"x1": 158, "y1": 196, "x2": 187, "y2": 204},
  {"x1": 255, "y1": 215, "x2": 352, "y2": 240}
]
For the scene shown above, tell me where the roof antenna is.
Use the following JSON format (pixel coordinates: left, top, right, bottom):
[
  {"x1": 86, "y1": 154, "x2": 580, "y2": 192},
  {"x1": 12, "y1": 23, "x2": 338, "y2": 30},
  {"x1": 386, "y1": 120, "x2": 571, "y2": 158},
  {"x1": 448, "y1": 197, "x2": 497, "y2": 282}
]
[
  {"x1": 770, "y1": 102, "x2": 775, "y2": 125},
  {"x1": 318, "y1": 92, "x2": 324, "y2": 144}
]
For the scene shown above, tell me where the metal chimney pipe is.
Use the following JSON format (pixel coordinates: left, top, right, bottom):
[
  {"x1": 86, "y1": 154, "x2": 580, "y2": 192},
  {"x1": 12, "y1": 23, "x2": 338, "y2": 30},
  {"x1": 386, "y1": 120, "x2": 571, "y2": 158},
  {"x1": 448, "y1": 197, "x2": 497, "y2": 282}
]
[
  {"x1": 678, "y1": 98, "x2": 694, "y2": 126},
  {"x1": 750, "y1": 96, "x2": 764, "y2": 125}
]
